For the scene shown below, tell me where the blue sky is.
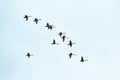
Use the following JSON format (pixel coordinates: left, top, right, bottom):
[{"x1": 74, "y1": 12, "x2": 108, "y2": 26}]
[{"x1": 0, "y1": 0, "x2": 120, "y2": 80}]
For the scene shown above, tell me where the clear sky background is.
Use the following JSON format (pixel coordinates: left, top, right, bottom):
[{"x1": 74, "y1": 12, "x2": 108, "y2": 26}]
[{"x1": 0, "y1": 0, "x2": 120, "y2": 80}]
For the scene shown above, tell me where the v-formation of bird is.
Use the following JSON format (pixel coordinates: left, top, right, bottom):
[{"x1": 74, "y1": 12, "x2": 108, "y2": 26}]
[{"x1": 23, "y1": 15, "x2": 88, "y2": 62}]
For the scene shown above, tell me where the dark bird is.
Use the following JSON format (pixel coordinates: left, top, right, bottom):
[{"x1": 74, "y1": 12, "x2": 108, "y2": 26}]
[
  {"x1": 68, "y1": 40, "x2": 76, "y2": 47},
  {"x1": 45, "y1": 23, "x2": 55, "y2": 30},
  {"x1": 58, "y1": 32, "x2": 66, "y2": 37},
  {"x1": 45, "y1": 23, "x2": 50, "y2": 29},
  {"x1": 68, "y1": 53, "x2": 76, "y2": 59},
  {"x1": 23, "y1": 15, "x2": 32, "y2": 21},
  {"x1": 26, "y1": 52, "x2": 33, "y2": 58},
  {"x1": 33, "y1": 18, "x2": 42, "y2": 24},
  {"x1": 49, "y1": 25, "x2": 55, "y2": 30},
  {"x1": 51, "y1": 39, "x2": 59, "y2": 45},
  {"x1": 80, "y1": 56, "x2": 88, "y2": 62},
  {"x1": 61, "y1": 35, "x2": 69, "y2": 42}
]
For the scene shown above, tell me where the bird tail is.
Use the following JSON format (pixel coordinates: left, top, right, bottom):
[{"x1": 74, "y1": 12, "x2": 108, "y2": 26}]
[
  {"x1": 73, "y1": 42, "x2": 76, "y2": 44},
  {"x1": 84, "y1": 59, "x2": 88, "y2": 61},
  {"x1": 56, "y1": 43, "x2": 59, "y2": 45},
  {"x1": 80, "y1": 60, "x2": 84, "y2": 62},
  {"x1": 38, "y1": 19, "x2": 42, "y2": 20},
  {"x1": 52, "y1": 26, "x2": 56, "y2": 28},
  {"x1": 28, "y1": 16, "x2": 32, "y2": 17},
  {"x1": 63, "y1": 32, "x2": 66, "y2": 34},
  {"x1": 51, "y1": 43, "x2": 59, "y2": 45},
  {"x1": 51, "y1": 25, "x2": 56, "y2": 28},
  {"x1": 65, "y1": 37, "x2": 69, "y2": 39},
  {"x1": 73, "y1": 54, "x2": 76, "y2": 56}
]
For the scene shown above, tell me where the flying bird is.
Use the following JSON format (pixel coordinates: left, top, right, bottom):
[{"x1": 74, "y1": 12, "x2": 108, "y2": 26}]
[
  {"x1": 61, "y1": 35, "x2": 69, "y2": 42},
  {"x1": 23, "y1": 15, "x2": 32, "y2": 21},
  {"x1": 51, "y1": 39, "x2": 59, "y2": 45},
  {"x1": 68, "y1": 40, "x2": 76, "y2": 47},
  {"x1": 26, "y1": 52, "x2": 33, "y2": 58},
  {"x1": 68, "y1": 53, "x2": 76, "y2": 59},
  {"x1": 45, "y1": 23, "x2": 55, "y2": 30},
  {"x1": 49, "y1": 25, "x2": 55, "y2": 30},
  {"x1": 58, "y1": 32, "x2": 66, "y2": 37},
  {"x1": 80, "y1": 56, "x2": 88, "y2": 62},
  {"x1": 33, "y1": 18, "x2": 42, "y2": 24}
]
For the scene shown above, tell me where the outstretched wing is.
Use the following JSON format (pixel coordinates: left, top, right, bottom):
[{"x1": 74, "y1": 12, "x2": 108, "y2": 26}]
[
  {"x1": 53, "y1": 39, "x2": 55, "y2": 43},
  {"x1": 68, "y1": 54, "x2": 71, "y2": 59},
  {"x1": 62, "y1": 36, "x2": 65, "y2": 42},
  {"x1": 81, "y1": 56, "x2": 84, "y2": 61},
  {"x1": 47, "y1": 23, "x2": 49, "y2": 27}
]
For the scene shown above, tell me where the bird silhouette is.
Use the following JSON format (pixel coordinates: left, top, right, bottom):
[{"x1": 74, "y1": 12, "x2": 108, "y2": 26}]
[
  {"x1": 61, "y1": 35, "x2": 69, "y2": 42},
  {"x1": 68, "y1": 40, "x2": 76, "y2": 47},
  {"x1": 58, "y1": 32, "x2": 66, "y2": 37},
  {"x1": 45, "y1": 23, "x2": 50, "y2": 29},
  {"x1": 45, "y1": 23, "x2": 55, "y2": 30},
  {"x1": 23, "y1": 15, "x2": 32, "y2": 21},
  {"x1": 68, "y1": 53, "x2": 76, "y2": 59},
  {"x1": 33, "y1": 18, "x2": 42, "y2": 24},
  {"x1": 49, "y1": 25, "x2": 55, "y2": 30},
  {"x1": 51, "y1": 39, "x2": 59, "y2": 45},
  {"x1": 80, "y1": 56, "x2": 88, "y2": 62},
  {"x1": 26, "y1": 52, "x2": 33, "y2": 58}
]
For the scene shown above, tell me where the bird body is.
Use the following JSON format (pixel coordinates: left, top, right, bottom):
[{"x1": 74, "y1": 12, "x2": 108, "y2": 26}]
[
  {"x1": 61, "y1": 35, "x2": 68, "y2": 42},
  {"x1": 58, "y1": 32, "x2": 66, "y2": 37},
  {"x1": 26, "y1": 53, "x2": 33, "y2": 58},
  {"x1": 49, "y1": 25, "x2": 55, "y2": 30},
  {"x1": 68, "y1": 40, "x2": 76, "y2": 47},
  {"x1": 51, "y1": 39, "x2": 59, "y2": 45},
  {"x1": 68, "y1": 53, "x2": 76, "y2": 59},
  {"x1": 23, "y1": 15, "x2": 32, "y2": 21},
  {"x1": 33, "y1": 18, "x2": 42, "y2": 24},
  {"x1": 80, "y1": 56, "x2": 88, "y2": 62}
]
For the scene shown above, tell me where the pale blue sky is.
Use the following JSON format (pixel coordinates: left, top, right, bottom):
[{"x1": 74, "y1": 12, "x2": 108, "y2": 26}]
[{"x1": 0, "y1": 0, "x2": 120, "y2": 80}]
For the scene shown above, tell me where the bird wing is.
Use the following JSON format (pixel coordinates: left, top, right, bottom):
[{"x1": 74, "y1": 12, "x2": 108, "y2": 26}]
[
  {"x1": 81, "y1": 56, "x2": 84, "y2": 60},
  {"x1": 53, "y1": 39, "x2": 55, "y2": 43},
  {"x1": 62, "y1": 37, "x2": 65, "y2": 42},
  {"x1": 68, "y1": 54, "x2": 71, "y2": 58},
  {"x1": 47, "y1": 23, "x2": 49, "y2": 26},
  {"x1": 58, "y1": 32, "x2": 61, "y2": 36},
  {"x1": 36, "y1": 21, "x2": 38, "y2": 24}
]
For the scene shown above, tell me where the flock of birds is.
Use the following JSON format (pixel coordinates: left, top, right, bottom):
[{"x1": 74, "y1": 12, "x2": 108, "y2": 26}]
[{"x1": 23, "y1": 15, "x2": 88, "y2": 62}]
